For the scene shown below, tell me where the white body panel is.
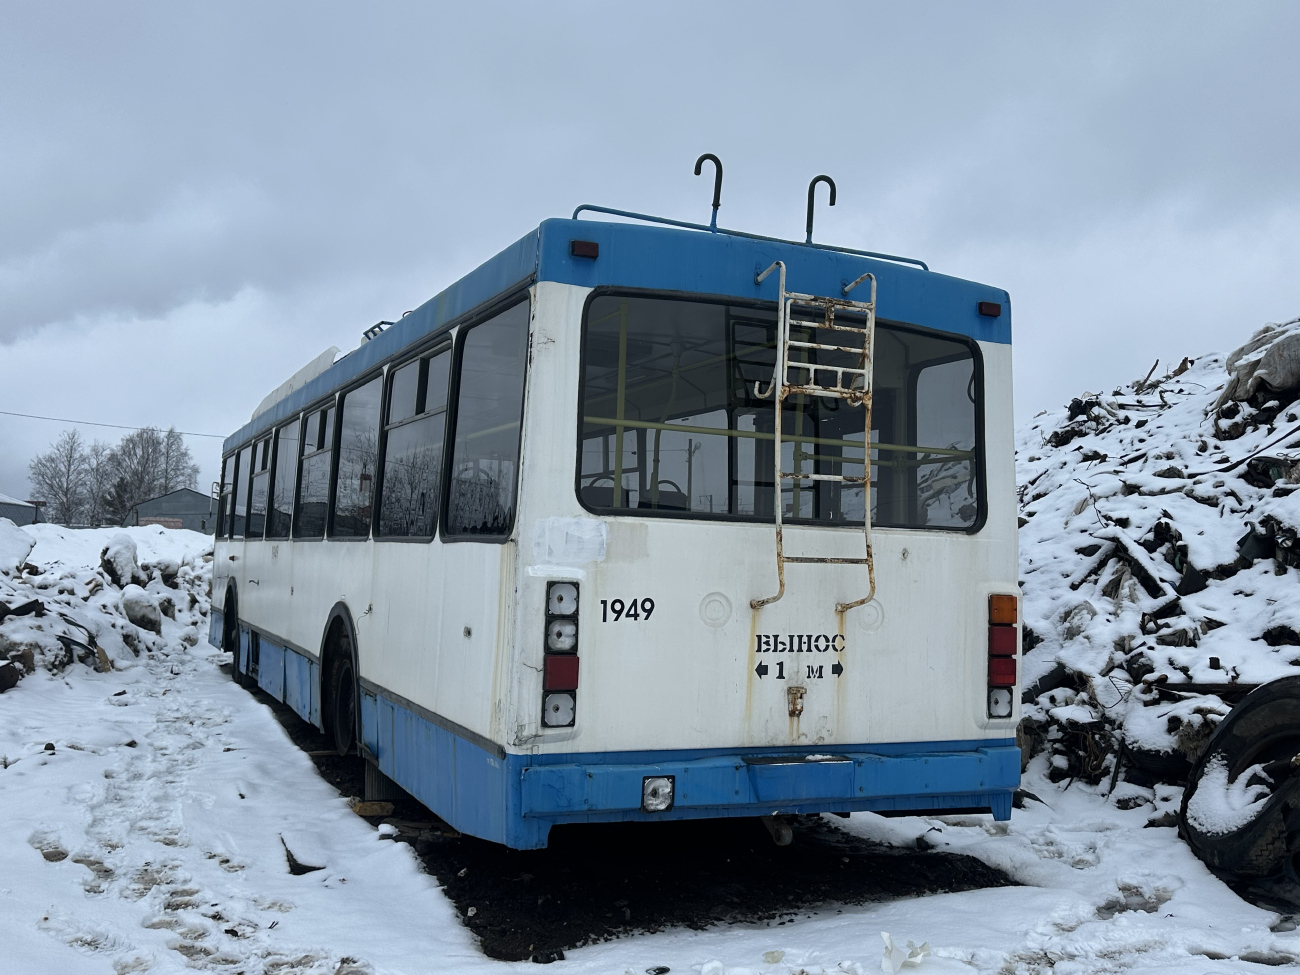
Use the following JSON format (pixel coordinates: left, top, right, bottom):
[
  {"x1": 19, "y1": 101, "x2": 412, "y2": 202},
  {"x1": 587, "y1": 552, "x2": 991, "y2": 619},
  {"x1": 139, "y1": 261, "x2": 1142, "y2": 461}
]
[{"x1": 215, "y1": 280, "x2": 1018, "y2": 758}]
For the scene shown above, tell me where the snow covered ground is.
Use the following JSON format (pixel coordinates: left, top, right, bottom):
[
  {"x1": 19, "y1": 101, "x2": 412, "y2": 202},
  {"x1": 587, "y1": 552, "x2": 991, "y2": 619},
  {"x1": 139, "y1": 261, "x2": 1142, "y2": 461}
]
[{"x1": 8, "y1": 312, "x2": 1300, "y2": 975}]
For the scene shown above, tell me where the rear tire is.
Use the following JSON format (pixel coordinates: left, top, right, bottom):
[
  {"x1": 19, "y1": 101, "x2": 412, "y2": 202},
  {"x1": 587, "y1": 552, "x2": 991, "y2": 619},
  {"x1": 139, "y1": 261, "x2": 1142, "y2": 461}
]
[
  {"x1": 330, "y1": 646, "x2": 357, "y2": 757},
  {"x1": 1180, "y1": 676, "x2": 1300, "y2": 881},
  {"x1": 223, "y1": 592, "x2": 247, "y2": 688}
]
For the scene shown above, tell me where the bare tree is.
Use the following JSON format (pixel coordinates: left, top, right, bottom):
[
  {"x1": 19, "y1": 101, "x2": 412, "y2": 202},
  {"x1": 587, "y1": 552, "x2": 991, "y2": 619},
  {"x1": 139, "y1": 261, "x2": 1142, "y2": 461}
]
[
  {"x1": 103, "y1": 427, "x2": 165, "y2": 524},
  {"x1": 84, "y1": 440, "x2": 115, "y2": 526},
  {"x1": 160, "y1": 428, "x2": 200, "y2": 493},
  {"x1": 27, "y1": 429, "x2": 88, "y2": 524},
  {"x1": 27, "y1": 425, "x2": 203, "y2": 526}
]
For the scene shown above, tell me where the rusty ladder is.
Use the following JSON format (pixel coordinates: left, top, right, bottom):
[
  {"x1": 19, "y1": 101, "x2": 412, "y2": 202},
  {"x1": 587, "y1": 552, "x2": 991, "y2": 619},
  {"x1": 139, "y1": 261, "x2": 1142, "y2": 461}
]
[{"x1": 750, "y1": 261, "x2": 877, "y2": 613}]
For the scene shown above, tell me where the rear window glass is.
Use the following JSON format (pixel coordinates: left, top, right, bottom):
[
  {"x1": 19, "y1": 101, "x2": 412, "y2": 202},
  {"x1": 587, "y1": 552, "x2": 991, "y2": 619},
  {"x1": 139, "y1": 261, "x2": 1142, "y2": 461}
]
[{"x1": 578, "y1": 294, "x2": 980, "y2": 529}]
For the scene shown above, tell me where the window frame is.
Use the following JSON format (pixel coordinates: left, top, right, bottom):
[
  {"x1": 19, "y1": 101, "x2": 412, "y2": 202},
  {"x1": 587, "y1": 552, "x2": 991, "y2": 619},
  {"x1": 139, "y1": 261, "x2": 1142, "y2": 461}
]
[
  {"x1": 229, "y1": 442, "x2": 253, "y2": 539},
  {"x1": 217, "y1": 452, "x2": 234, "y2": 538},
  {"x1": 246, "y1": 434, "x2": 272, "y2": 540},
  {"x1": 374, "y1": 339, "x2": 454, "y2": 543},
  {"x1": 439, "y1": 296, "x2": 532, "y2": 544},
  {"x1": 572, "y1": 286, "x2": 988, "y2": 534},
  {"x1": 292, "y1": 393, "x2": 340, "y2": 541},
  {"x1": 264, "y1": 414, "x2": 301, "y2": 540},
  {"x1": 327, "y1": 369, "x2": 386, "y2": 540}
]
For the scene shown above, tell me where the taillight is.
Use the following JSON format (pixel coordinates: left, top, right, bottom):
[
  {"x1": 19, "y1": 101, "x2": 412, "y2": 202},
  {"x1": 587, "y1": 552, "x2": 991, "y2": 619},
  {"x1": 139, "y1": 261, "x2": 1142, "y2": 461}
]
[
  {"x1": 542, "y1": 581, "x2": 578, "y2": 727},
  {"x1": 987, "y1": 593, "x2": 1017, "y2": 718}
]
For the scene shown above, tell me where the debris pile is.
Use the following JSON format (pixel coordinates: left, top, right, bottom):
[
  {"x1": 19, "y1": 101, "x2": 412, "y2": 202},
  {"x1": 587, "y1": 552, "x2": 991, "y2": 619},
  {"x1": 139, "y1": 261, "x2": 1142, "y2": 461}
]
[
  {"x1": 1018, "y1": 316, "x2": 1300, "y2": 805},
  {"x1": 0, "y1": 520, "x2": 211, "y2": 693}
]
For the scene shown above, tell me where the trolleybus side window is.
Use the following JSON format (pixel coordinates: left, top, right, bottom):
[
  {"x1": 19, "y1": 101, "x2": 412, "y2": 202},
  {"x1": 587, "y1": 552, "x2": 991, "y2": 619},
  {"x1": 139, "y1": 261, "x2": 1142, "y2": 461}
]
[
  {"x1": 217, "y1": 454, "x2": 235, "y2": 538},
  {"x1": 266, "y1": 418, "x2": 299, "y2": 539},
  {"x1": 247, "y1": 436, "x2": 271, "y2": 538},
  {"x1": 230, "y1": 444, "x2": 252, "y2": 538},
  {"x1": 377, "y1": 348, "x2": 451, "y2": 537},
  {"x1": 578, "y1": 293, "x2": 981, "y2": 530},
  {"x1": 295, "y1": 403, "x2": 336, "y2": 538},
  {"x1": 331, "y1": 375, "x2": 383, "y2": 538},
  {"x1": 444, "y1": 300, "x2": 529, "y2": 537}
]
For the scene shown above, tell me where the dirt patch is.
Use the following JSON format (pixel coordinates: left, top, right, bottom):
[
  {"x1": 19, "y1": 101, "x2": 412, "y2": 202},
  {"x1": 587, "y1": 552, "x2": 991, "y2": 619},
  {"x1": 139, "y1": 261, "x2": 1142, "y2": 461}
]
[{"x1": 245, "y1": 674, "x2": 1017, "y2": 962}]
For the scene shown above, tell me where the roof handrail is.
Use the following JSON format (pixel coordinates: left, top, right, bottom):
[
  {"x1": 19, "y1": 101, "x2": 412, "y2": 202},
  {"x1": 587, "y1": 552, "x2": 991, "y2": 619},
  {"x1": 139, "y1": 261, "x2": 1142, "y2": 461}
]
[{"x1": 569, "y1": 204, "x2": 929, "y2": 271}]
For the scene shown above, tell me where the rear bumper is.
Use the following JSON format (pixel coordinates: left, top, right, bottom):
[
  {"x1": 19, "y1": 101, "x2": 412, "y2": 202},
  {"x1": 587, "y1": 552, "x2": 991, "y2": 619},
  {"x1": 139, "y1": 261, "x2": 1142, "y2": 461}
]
[{"x1": 519, "y1": 743, "x2": 1020, "y2": 827}]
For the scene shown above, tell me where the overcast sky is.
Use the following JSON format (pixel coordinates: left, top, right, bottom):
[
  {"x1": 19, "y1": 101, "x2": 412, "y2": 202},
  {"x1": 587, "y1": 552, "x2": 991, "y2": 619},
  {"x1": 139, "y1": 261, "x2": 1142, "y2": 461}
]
[{"x1": 3, "y1": 2, "x2": 1298, "y2": 503}]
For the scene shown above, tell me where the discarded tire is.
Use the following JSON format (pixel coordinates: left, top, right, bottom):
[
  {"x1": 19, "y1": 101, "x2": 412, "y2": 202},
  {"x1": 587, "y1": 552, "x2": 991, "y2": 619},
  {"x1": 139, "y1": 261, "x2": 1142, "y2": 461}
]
[{"x1": 1179, "y1": 675, "x2": 1300, "y2": 882}]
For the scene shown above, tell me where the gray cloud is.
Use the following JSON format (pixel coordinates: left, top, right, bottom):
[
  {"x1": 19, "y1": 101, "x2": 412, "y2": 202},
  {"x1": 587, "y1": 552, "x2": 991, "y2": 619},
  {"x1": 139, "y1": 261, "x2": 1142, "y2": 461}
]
[{"x1": 2, "y1": 1, "x2": 1299, "y2": 498}]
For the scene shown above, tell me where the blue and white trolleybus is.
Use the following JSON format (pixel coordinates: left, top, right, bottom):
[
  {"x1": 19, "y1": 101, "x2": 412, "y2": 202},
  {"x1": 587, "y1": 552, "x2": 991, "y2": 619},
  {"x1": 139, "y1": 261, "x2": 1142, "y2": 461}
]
[{"x1": 210, "y1": 180, "x2": 1022, "y2": 849}]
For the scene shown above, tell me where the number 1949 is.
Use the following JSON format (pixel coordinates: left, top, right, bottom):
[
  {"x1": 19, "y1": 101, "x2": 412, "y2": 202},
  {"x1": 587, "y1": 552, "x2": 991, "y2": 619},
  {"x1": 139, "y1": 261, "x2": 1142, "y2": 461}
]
[{"x1": 600, "y1": 598, "x2": 655, "y2": 622}]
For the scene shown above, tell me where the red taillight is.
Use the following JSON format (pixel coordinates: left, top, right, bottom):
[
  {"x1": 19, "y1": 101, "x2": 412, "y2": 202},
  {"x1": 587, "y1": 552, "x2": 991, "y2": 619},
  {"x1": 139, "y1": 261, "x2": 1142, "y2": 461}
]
[
  {"x1": 544, "y1": 654, "x2": 580, "y2": 691},
  {"x1": 989, "y1": 625, "x2": 1017, "y2": 657},
  {"x1": 989, "y1": 655, "x2": 1017, "y2": 686}
]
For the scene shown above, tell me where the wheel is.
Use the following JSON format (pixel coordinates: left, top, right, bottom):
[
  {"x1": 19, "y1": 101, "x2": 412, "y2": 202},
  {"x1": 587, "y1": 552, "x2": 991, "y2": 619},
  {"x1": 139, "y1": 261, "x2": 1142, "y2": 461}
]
[
  {"x1": 1180, "y1": 675, "x2": 1300, "y2": 882},
  {"x1": 222, "y1": 593, "x2": 247, "y2": 687},
  {"x1": 330, "y1": 649, "x2": 357, "y2": 757}
]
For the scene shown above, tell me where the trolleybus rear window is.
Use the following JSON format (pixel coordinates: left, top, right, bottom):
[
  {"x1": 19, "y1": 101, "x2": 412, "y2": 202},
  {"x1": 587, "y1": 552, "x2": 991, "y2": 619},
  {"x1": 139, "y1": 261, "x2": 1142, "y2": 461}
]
[{"x1": 578, "y1": 294, "x2": 981, "y2": 530}]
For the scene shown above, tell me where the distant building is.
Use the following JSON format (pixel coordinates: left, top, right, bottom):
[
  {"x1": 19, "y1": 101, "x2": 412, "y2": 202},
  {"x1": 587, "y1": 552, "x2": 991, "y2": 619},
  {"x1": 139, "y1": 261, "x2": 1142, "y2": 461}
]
[
  {"x1": 0, "y1": 492, "x2": 38, "y2": 526},
  {"x1": 128, "y1": 488, "x2": 216, "y2": 534}
]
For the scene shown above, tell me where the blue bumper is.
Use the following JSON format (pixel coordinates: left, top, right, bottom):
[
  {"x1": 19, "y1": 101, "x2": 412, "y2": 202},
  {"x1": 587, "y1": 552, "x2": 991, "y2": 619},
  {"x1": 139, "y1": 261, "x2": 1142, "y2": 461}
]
[{"x1": 519, "y1": 745, "x2": 1019, "y2": 831}]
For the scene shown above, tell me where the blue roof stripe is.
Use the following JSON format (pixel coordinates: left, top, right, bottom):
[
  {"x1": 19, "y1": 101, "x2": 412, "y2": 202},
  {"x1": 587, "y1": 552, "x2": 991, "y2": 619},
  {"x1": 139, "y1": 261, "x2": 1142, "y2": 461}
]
[
  {"x1": 224, "y1": 218, "x2": 1010, "y2": 452},
  {"x1": 224, "y1": 229, "x2": 539, "y2": 451},
  {"x1": 536, "y1": 218, "x2": 1010, "y2": 345}
]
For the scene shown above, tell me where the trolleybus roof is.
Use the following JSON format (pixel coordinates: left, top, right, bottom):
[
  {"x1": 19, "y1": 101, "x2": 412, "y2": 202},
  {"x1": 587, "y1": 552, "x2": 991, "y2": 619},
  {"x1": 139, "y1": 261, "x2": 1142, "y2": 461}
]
[{"x1": 224, "y1": 216, "x2": 1010, "y2": 452}]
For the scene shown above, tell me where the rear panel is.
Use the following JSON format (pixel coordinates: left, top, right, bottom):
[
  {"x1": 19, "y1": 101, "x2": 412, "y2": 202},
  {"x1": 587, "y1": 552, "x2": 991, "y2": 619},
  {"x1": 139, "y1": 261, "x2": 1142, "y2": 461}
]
[{"x1": 509, "y1": 281, "x2": 1019, "y2": 755}]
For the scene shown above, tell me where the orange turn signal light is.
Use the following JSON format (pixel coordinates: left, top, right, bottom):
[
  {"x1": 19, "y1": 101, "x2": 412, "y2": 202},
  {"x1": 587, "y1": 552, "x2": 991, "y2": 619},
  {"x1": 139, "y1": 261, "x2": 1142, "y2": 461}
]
[{"x1": 989, "y1": 594, "x2": 1018, "y2": 626}]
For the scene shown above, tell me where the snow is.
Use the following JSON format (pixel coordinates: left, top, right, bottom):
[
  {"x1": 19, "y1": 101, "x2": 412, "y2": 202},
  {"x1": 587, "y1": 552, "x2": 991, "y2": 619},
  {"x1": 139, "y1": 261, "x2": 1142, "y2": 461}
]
[
  {"x1": 1018, "y1": 319, "x2": 1300, "y2": 779},
  {"x1": 120, "y1": 584, "x2": 162, "y2": 633},
  {"x1": 0, "y1": 517, "x2": 35, "y2": 572},
  {"x1": 3, "y1": 535, "x2": 1300, "y2": 973},
  {"x1": 1184, "y1": 756, "x2": 1273, "y2": 836},
  {"x1": 10, "y1": 316, "x2": 1300, "y2": 971}
]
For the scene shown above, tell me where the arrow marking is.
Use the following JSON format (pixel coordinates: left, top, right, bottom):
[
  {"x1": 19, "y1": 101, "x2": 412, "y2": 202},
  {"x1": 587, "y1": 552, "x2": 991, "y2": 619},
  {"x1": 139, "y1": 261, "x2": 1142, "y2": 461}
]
[{"x1": 755, "y1": 661, "x2": 769, "y2": 679}]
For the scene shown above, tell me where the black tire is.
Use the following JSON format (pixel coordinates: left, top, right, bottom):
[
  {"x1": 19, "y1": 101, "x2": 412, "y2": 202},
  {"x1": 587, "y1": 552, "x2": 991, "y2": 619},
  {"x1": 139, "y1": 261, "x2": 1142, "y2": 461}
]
[
  {"x1": 1179, "y1": 675, "x2": 1300, "y2": 881},
  {"x1": 329, "y1": 640, "x2": 357, "y2": 757},
  {"x1": 223, "y1": 592, "x2": 247, "y2": 688}
]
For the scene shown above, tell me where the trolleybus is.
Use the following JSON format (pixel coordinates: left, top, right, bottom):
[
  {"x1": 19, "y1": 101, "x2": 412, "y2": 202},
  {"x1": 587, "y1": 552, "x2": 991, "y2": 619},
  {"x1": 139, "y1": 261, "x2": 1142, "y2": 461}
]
[{"x1": 210, "y1": 185, "x2": 1021, "y2": 849}]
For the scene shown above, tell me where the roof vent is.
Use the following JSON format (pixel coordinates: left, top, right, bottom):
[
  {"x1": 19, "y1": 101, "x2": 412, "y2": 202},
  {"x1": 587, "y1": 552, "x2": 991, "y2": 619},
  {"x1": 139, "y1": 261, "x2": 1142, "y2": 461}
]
[{"x1": 363, "y1": 321, "x2": 392, "y2": 342}]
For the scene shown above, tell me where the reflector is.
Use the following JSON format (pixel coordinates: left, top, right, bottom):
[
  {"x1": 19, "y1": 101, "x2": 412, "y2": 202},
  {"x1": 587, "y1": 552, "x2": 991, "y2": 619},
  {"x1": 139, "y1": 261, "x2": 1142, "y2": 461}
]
[{"x1": 989, "y1": 594, "x2": 1018, "y2": 625}]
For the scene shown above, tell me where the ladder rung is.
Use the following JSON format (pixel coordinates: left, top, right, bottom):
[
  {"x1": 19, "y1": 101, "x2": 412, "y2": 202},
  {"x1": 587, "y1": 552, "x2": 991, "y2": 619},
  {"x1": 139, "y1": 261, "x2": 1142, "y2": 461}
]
[
  {"x1": 785, "y1": 383, "x2": 871, "y2": 398},
  {"x1": 787, "y1": 340, "x2": 869, "y2": 355},
  {"x1": 785, "y1": 292, "x2": 875, "y2": 309},
  {"x1": 784, "y1": 556, "x2": 871, "y2": 565},
  {"x1": 779, "y1": 472, "x2": 868, "y2": 483},
  {"x1": 788, "y1": 318, "x2": 872, "y2": 331}
]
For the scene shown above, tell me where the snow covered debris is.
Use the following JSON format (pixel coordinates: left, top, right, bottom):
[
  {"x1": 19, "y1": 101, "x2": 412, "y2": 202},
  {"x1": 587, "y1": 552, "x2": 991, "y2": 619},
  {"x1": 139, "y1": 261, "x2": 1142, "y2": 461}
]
[
  {"x1": 1018, "y1": 315, "x2": 1300, "y2": 790},
  {"x1": 0, "y1": 517, "x2": 35, "y2": 573},
  {"x1": 0, "y1": 526, "x2": 211, "y2": 691},
  {"x1": 100, "y1": 532, "x2": 146, "y2": 588},
  {"x1": 120, "y1": 584, "x2": 162, "y2": 634}
]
